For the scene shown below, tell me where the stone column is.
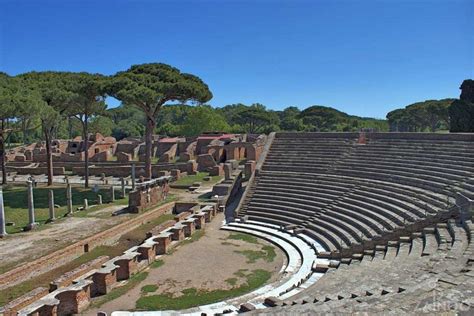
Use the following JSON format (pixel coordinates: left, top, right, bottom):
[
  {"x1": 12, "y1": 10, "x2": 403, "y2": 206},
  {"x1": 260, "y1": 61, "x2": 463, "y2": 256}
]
[
  {"x1": 0, "y1": 187, "x2": 7, "y2": 237},
  {"x1": 26, "y1": 180, "x2": 37, "y2": 230},
  {"x1": 48, "y1": 190, "x2": 56, "y2": 222},
  {"x1": 110, "y1": 186, "x2": 115, "y2": 202},
  {"x1": 98, "y1": 194, "x2": 102, "y2": 205},
  {"x1": 121, "y1": 177, "x2": 126, "y2": 198},
  {"x1": 131, "y1": 164, "x2": 136, "y2": 191},
  {"x1": 66, "y1": 183, "x2": 73, "y2": 215},
  {"x1": 84, "y1": 198, "x2": 89, "y2": 210}
]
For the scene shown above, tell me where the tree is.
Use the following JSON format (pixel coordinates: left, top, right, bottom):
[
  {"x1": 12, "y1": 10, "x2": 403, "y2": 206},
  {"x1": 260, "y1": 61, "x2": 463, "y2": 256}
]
[
  {"x1": 18, "y1": 72, "x2": 75, "y2": 186},
  {"x1": 235, "y1": 103, "x2": 280, "y2": 134},
  {"x1": 449, "y1": 100, "x2": 474, "y2": 132},
  {"x1": 280, "y1": 106, "x2": 306, "y2": 131},
  {"x1": 179, "y1": 105, "x2": 230, "y2": 136},
  {"x1": 89, "y1": 116, "x2": 114, "y2": 138},
  {"x1": 67, "y1": 72, "x2": 107, "y2": 187},
  {"x1": 0, "y1": 73, "x2": 43, "y2": 184},
  {"x1": 299, "y1": 105, "x2": 346, "y2": 131},
  {"x1": 107, "y1": 63, "x2": 212, "y2": 179},
  {"x1": 450, "y1": 79, "x2": 474, "y2": 133},
  {"x1": 387, "y1": 99, "x2": 454, "y2": 132}
]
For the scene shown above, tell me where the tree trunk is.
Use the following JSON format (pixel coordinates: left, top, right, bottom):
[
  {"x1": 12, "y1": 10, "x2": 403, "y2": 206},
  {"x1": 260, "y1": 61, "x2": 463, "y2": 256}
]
[
  {"x1": 43, "y1": 124, "x2": 54, "y2": 186},
  {"x1": 144, "y1": 117, "x2": 155, "y2": 180},
  {"x1": 83, "y1": 115, "x2": 89, "y2": 188}
]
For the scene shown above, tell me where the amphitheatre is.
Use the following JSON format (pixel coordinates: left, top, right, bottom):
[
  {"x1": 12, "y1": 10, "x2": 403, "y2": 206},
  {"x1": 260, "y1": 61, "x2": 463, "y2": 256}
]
[{"x1": 0, "y1": 69, "x2": 473, "y2": 316}]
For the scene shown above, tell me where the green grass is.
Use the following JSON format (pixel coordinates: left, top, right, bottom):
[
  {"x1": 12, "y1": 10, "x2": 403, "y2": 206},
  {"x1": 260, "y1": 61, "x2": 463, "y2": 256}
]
[
  {"x1": 90, "y1": 271, "x2": 149, "y2": 308},
  {"x1": 221, "y1": 241, "x2": 240, "y2": 247},
  {"x1": 226, "y1": 233, "x2": 259, "y2": 244},
  {"x1": 135, "y1": 269, "x2": 271, "y2": 310},
  {"x1": 173, "y1": 172, "x2": 223, "y2": 186},
  {"x1": 1, "y1": 185, "x2": 127, "y2": 233},
  {"x1": 179, "y1": 229, "x2": 205, "y2": 246},
  {"x1": 225, "y1": 278, "x2": 237, "y2": 286},
  {"x1": 234, "y1": 245, "x2": 276, "y2": 263},
  {"x1": 150, "y1": 259, "x2": 165, "y2": 269},
  {"x1": 141, "y1": 284, "x2": 158, "y2": 293}
]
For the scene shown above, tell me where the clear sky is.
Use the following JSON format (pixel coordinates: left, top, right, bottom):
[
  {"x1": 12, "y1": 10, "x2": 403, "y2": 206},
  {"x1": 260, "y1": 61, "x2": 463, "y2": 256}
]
[{"x1": 0, "y1": 0, "x2": 472, "y2": 118}]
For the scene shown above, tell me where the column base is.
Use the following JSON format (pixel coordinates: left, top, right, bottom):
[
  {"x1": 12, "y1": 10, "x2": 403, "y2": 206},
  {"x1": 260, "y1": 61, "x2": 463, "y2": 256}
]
[{"x1": 25, "y1": 222, "x2": 38, "y2": 231}]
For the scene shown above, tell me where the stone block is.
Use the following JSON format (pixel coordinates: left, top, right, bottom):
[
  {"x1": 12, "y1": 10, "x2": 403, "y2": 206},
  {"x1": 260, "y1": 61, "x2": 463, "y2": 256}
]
[
  {"x1": 170, "y1": 226, "x2": 185, "y2": 241},
  {"x1": 186, "y1": 160, "x2": 197, "y2": 175},
  {"x1": 244, "y1": 160, "x2": 256, "y2": 180},
  {"x1": 116, "y1": 152, "x2": 132, "y2": 163},
  {"x1": 197, "y1": 154, "x2": 217, "y2": 171},
  {"x1": 171, "y1": 169, "x2": 181, "y2": 179},
  {"x1": 209, "y1": 165, "x2": 223, "y2": 176}
]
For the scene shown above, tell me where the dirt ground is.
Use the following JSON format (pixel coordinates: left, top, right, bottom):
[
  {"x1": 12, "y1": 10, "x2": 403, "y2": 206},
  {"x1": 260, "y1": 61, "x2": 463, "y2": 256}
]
[
  {"x1": 85, "y1": 212, "x2": 286, "y2": 314},
  {"x1": 0, "y1": 205, "x2": 127, "y2": 274}
]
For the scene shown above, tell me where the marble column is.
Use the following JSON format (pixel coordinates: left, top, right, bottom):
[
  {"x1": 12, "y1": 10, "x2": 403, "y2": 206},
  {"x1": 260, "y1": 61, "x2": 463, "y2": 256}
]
[
  {"x1": 131, "y1": 164, "x2": 136, "y2": 191},
  {"x1": 26, "y1": 180, "x2": 37, "y2": 230},
  {"x1": 121, "y1": 177, "x2": 126, "y2": 198},
  {"x1": 48, "y1": 190, "x2": 56, "y2": 222},
  {"x1": 110, "y1": 186, "x2": 115, "y2": 202},
  {"x1": 66, "y1": 183, "x2": 73, "y2": 215},
  {"x1": 0, "y1": 187, "x2": 7, "y2": 237}
]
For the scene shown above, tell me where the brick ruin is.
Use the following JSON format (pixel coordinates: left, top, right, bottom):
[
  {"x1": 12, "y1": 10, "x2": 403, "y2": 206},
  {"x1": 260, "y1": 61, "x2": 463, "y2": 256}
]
[
  {"x1": 128, "y1": 177, "x2": 171, "y2": 213},
  {"x1": 4, "y1": 132, "x2": 266, "y2": 180}
]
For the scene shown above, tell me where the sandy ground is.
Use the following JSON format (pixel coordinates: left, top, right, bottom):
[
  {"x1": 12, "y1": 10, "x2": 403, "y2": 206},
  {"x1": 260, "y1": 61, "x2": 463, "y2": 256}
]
[
  {"x1": 85, "y1": 213, "x2": 286, "y2": 314},
  {"x1": 0, "y1": 205, "x2": 127, "y2": 272}
]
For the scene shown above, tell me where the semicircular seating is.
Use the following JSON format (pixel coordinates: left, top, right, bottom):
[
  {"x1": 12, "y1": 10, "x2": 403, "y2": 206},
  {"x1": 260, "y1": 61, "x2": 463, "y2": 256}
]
[{"x1": 238, "y1": 132, "x2": 474, "y2": 314}]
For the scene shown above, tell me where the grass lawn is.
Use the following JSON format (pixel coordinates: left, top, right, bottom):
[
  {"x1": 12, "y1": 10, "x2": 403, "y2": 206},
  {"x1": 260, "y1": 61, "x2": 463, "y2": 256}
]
[
  {"x1": 1, "y1": 185, "x2": 128, "y2": 234},
  {"x1": 226, "y1": 233, "x2": 259, "y2": 244},
  {"x1": 234, "y1": 245, "x2": 276, "y2": 263},
  {"x1": 173, "y1": 172, "x2": 223, "y2": 187},
  {"x1": 135, "y1": 269, "x2": 271, "y2": 310}
]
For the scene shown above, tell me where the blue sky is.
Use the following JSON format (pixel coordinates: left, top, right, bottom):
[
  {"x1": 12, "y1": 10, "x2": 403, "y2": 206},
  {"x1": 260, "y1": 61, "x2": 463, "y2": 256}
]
[{"x1": 0, "y1": 0, "x2": 472, "y2": 118}]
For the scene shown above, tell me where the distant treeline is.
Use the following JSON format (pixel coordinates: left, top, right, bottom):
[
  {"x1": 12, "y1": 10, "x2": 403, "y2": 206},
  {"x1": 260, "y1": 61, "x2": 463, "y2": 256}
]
[
  {"x1": 386, "y1": 80, "x2": 474, "y2": 133},
  {"x1": 7, "y1": 103, "x2": 387, "y2": 142},
  {"x1": 386, "y1": 99, "x2": 454, "y2": 132}
]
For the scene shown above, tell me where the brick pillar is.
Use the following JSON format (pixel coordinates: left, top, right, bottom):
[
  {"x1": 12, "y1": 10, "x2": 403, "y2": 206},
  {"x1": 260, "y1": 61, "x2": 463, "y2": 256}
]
[{"x1": 156, "y1": 236, "x2": 171, "y2": 255}]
